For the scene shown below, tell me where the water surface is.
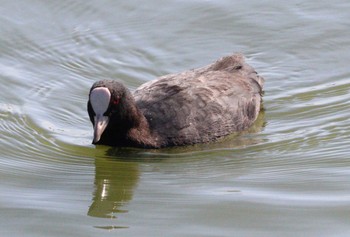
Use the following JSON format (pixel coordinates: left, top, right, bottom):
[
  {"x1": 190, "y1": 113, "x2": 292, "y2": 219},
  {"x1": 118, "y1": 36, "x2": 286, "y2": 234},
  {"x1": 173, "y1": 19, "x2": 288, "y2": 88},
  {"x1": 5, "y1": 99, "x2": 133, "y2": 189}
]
[{"x1": 1, "y1": 1, "x2": 350, "y2": 236}]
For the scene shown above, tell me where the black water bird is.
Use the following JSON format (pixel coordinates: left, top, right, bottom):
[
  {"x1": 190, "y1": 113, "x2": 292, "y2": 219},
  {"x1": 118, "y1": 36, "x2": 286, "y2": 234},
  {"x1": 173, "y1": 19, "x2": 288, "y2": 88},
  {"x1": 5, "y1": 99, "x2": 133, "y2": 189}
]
[{"x1": 87, "y1": 54, "x2": 264, "y2": 148}]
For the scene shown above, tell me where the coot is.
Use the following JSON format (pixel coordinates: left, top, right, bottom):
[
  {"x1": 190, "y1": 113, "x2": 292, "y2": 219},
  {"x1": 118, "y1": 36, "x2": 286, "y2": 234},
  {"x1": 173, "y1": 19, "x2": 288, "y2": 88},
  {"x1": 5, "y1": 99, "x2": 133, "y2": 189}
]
[{"x1": 87, "y1": 54, "x2": 264, "y2": 148}]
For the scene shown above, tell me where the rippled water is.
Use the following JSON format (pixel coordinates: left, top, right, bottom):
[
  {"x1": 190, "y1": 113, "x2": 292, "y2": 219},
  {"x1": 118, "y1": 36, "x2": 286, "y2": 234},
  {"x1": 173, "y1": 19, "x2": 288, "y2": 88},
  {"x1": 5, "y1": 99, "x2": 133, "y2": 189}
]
[{"x1": 1, "y1": 1, "x2": 350, "y2": 236}]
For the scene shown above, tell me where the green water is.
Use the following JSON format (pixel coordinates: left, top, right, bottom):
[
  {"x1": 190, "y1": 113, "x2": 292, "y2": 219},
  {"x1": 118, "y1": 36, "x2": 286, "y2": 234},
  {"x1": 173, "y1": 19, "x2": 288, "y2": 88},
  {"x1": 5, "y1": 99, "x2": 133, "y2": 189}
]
[{"x1": 1, "y1": 1, "x2": 350, "y2": 236}]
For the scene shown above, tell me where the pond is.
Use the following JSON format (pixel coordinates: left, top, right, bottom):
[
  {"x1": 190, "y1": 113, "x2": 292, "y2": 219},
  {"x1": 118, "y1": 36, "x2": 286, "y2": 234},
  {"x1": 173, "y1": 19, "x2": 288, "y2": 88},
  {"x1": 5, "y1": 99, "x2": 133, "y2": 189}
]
[{"x1": 1, "y1": 1, "x2": 350, "y2": 236}]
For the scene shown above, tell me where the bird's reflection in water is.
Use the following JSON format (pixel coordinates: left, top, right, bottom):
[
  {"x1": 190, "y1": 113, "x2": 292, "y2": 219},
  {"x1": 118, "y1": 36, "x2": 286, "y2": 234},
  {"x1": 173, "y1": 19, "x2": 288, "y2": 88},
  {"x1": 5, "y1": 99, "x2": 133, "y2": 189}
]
[{"x1": 88, "y1": 154, "x2": 140, "y2": 219}]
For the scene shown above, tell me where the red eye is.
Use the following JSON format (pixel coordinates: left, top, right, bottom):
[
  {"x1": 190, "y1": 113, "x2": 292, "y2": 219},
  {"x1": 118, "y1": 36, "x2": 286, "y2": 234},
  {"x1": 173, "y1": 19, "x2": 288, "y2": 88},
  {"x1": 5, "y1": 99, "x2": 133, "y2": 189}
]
[{"x1": 113, "y1": 99, "x2": 120, "y2": 105}]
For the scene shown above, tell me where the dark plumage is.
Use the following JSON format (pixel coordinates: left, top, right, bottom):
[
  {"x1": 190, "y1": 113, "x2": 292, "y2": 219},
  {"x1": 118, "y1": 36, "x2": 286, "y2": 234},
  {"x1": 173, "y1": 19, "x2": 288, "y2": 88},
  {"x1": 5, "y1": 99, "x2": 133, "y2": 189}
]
[{"x1": 87, "y1": 54, "x2": 264, "y2": 148}]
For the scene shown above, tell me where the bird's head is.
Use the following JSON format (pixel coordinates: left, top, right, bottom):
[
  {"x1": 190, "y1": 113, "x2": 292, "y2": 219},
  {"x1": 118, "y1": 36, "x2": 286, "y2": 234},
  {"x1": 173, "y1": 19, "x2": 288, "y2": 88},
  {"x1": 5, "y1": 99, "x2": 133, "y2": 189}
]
[{"x1": 87, "y1": 80, "x2": 135, "y2": 144}]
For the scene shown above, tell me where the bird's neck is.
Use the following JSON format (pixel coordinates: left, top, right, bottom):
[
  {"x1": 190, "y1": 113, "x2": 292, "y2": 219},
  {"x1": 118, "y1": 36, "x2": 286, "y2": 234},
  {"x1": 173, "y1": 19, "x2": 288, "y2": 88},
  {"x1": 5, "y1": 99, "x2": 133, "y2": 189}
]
[{"x1": 126, "y1": 109, "x2": 160, "y2": 148}]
